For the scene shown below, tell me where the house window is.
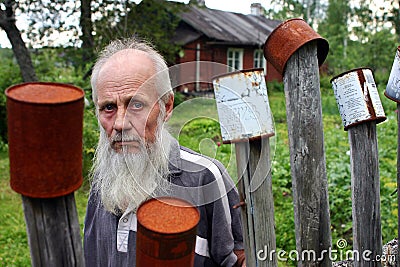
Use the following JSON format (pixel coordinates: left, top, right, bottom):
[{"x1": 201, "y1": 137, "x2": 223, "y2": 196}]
[
  {"x1": 227, "y1": 48, "x2": 243, "y2": 72},
  {"x1": 254, "y1": 49, "x2": 266, "y2": 70}
]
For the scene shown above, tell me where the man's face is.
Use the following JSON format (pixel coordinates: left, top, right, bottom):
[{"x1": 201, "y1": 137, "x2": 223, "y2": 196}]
[{"x1": 95, "y1": 50, "x2": 162, "y2": 153}]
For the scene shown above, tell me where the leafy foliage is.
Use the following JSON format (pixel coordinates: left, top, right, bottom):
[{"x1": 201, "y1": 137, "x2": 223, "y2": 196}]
[
  {"x1": 0, "y1": 49, "x2": 23, "y2": 143},
  {"x1": 264, "y1": 0, "x2": 327, "y2": 26},
  {"x1": 13, "y1": 0, "x2": 79, "y2": 47},
  {"x1": 97, "y1": 0, "x2": 184, "y2": 64}
]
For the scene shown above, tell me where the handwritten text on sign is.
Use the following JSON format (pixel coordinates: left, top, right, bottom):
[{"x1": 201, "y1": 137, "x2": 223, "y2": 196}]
[
  {"x1": 331, "y1": 68, "x2": 385, "y2": 130},
  {"x1": 212, "y1": 69, "x2": 274, "y2": 143}
]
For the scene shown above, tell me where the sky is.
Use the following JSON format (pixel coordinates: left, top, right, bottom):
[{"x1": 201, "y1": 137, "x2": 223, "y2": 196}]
[
  {"x1": 0, "y1": 0, "x2": 268, "y2": 48},
  {"x1": 176, "y1": 0, "x2": 267, "y2": 14}
]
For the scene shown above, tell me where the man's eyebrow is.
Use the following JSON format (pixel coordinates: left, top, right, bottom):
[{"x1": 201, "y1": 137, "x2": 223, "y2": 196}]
[
  {"x1": 127, "y1": 95, "x2": 148, "y2": 104},
  {"x1": 98, "y1": 94, "x2": 148, "y2": 107},
  {"x1": 97, "y1": 100, "x2": 115, "y2": 108}
]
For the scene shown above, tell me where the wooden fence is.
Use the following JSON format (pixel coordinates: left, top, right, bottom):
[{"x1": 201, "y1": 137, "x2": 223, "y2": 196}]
[{"x1": 229, "y1": 18, "x2": 396, "y2": 267}]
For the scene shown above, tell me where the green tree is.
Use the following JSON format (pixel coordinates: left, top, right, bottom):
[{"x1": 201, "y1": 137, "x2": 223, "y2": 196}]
[
  {"x1": 390, "y1": 0, "x2": 400, "y2": 41},
  {"x1": 363, "y1": 28, "x2": 398, "y2": 72},
  {"x1": 93, "y1": 0, "x2": 185, "y2": 64},
  {"x1": 264, "y1": 0, "x2": 327, "y2": 26},
  {"x1": 318, "y1": 0, "x2": 350, "y2": 73},
  {"x1": 0, "y1": 0, "x2": 37, "y2": 82},
  {"x1": 80, "y1": 0, "x2": 94, "y2": 64}
]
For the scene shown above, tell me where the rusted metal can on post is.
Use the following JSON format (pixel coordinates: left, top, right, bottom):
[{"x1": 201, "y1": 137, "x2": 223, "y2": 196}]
[
  {"x1": 6, "y1": 82, "x2": 84, "y2": 198},
  {"x1": 136, "y1": 197, "x2": 200, "y2": 267},
  {"x1": 331, "y1": 68, "x2": 386, "y2": 130},
  {"x1": 263, "y1": 18, "x2": 332, "y2": 266},
  {"x1": 331, "y1": 68, "x2": 385, "y2": 267},
  {"x1": 263, "y1": 18, "x2": 329, "y2": 75}
]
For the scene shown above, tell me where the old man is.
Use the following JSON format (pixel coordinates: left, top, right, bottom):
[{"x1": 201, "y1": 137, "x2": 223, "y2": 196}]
[{"x1": 84, "y1": 37, "x2": 246, "y2": 267}]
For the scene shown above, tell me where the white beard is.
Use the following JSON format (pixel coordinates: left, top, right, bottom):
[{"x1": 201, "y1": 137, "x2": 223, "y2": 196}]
[{"x1": 90, "y1": 121, "x2": 172, "y2": 215}]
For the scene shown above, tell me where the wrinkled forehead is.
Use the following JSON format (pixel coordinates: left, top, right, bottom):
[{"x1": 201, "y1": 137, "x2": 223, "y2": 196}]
[
  {"x1": 96, "y1": 49, "x2": 159, "y2": 94},
  {"x1": 102, "y1": 49, "x2": 156, "y2": 76}
]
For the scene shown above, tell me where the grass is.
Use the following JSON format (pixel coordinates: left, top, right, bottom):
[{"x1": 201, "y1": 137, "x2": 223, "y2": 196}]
[
  {"x1": 0, "y1": 83, "x2": 398, "y2": 266},
  {"x1": 0, "y1": 150, "x2": 90, "y2": 266},
  {"x1": 0, "y1": 152, "x2": 30, "y2": 266},
  {"x1": 168, "y1": 97, "x2": 237, "y2": 179}
]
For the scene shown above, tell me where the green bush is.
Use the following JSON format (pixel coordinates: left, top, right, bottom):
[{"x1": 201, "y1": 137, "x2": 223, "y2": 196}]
[
  {"x1": 267, "y1": 80, "x2": 284, "y2": 92},
  {"x1": 0, "y1": 49, "x2": 24, "y2": 143},
  {"x1": 173, "y1": 91, "x2": 186, "y2": 107},
  {"x1": 82, "y1": 107, "x2": 99, "y2": 183}
]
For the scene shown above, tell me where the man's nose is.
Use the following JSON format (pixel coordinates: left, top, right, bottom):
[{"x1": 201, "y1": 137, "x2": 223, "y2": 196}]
[{"x1": 113, "y1": 108, "x2": 131, "y2": 132}]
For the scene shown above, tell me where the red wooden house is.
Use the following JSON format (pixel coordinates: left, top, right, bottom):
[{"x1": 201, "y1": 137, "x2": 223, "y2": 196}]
[{"x1": 172, "y1": 3, "x2": 282, "y2": 93}]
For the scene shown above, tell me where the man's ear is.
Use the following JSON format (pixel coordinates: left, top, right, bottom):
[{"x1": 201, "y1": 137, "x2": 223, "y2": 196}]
[{"x1": 163, "y1": 93, "x2": 174, "y2": 122}]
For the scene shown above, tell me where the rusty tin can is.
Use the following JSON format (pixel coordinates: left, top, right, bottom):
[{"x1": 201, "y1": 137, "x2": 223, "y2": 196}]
[
  {"x1": 263, "y1": 18, "x2": 329, "y2": 75},
  {"x1": 385, "y1": 46, "x2": 400, "y2": 103},
  {"x1": 6, "y1": 82, "x2": 84, "y2": 198},
  {"x1": 136, "y1": 197, "x2": 200, "y2": 267},
  {"x1": 212, "y1": 68, "x2": 274, "y2": 144},
  {"x1": 330, "y1": 68, "x2": 386, "y2": 130}
]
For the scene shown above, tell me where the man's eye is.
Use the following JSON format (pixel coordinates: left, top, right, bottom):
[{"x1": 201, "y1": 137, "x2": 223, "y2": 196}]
[
  {"x1": 101, "y1": 104, "x2": 115, "y2": 112},
  {"x1": 129, "y1": 102, "x2": 143, "y2": 110}
]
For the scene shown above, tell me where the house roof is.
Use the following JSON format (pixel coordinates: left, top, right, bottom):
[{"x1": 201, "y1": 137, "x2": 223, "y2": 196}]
[{"x1": 174, "y1": 5, "x2": 281, "y2": 46}]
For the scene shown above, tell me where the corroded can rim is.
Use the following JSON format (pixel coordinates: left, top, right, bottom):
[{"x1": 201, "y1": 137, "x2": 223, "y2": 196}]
[
  {"x1": 330, "y1": 67, "x2": 373, "y2": 83},
  {"x1": 137, "y1": 197, "x2": 200, "y2": 235},
  {"x1": 5, "y1": 81, "x2": 84, "y2": 105},
  {"x1": 263, "y1": 18, "x2": 329, "y2": 75}
]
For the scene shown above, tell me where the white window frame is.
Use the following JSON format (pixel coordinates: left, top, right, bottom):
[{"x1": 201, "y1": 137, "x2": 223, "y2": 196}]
[
  {"x1": 227, "y1": 48, "x2": 243, "y2": 72},
  {"x1": 253, "y1": 49, "x2": 266, "y2": 71}
]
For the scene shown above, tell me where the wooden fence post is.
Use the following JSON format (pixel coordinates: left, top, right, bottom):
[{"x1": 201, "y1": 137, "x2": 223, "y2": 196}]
[
  {"x1": 235, "y1": 137, "x2": 277, "y2": 267},
  {"x1": 384, "y1": 46, "x2": 400, "y2": 266},
  {"x1": 331, "y1": 67, "x2": 386, "y2": 267},
  {"x1": 397, "y1": 103, "x2": 400, "y2": 266},
  {"x1": 348, "y1": 122, "x2": 382, "y2": 267},
  {"x1": 212, "y1": 69, "x2": 277, "y2": 267},
  {"x1": 284, "y1": 42, "x2": 331, "y2": 266},
  {"x1": 264, "y1": 19, "x2": 331, "y2": 266},
  {"x1": 22, "y1": 195, "x2": 85, "y2": 267}
]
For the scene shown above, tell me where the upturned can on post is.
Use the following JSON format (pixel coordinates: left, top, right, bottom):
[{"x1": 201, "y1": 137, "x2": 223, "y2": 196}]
[{"x1": 263, "y1": 18, "x2": 329, "y2": 75}]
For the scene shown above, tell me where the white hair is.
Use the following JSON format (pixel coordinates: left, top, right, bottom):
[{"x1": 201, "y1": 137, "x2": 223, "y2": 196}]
[
  {"x1": 90, "y1": 37, "x2": 174, "y2": 107},
  {"x1": 90, "y1": 104, "x2": 172, "y2": 214}
]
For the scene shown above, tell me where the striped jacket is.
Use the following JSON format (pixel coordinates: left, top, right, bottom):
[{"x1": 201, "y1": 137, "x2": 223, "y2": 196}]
[{"x1": 84, "y1": 138, "x2": 244, "y2": 266}]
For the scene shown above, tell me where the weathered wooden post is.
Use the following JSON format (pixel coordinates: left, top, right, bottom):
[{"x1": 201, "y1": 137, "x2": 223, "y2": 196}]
[
  {"x1": 331, "y1": 68, "x2": 386, "y2": 267},
  {"x1": 6, "y1": 82, "x2": 85, "y2": 267},
  {"x1": 212, "y1": 68, "x2": 277, "y2": 267},
  {"x1": 264, "y1": 18, "x2": 331, "y2": 266},
  {"x1": 384, "y1": 45, "x2": 400, "y2": 266}
]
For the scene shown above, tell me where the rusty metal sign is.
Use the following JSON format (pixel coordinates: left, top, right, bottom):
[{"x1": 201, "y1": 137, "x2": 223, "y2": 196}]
[
  {"x1": 331, "y1": 68, "x2": 386, "y2": 130},
  {"x1": 212, "y1": 68, "x2": 275, "y2": 143}
]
